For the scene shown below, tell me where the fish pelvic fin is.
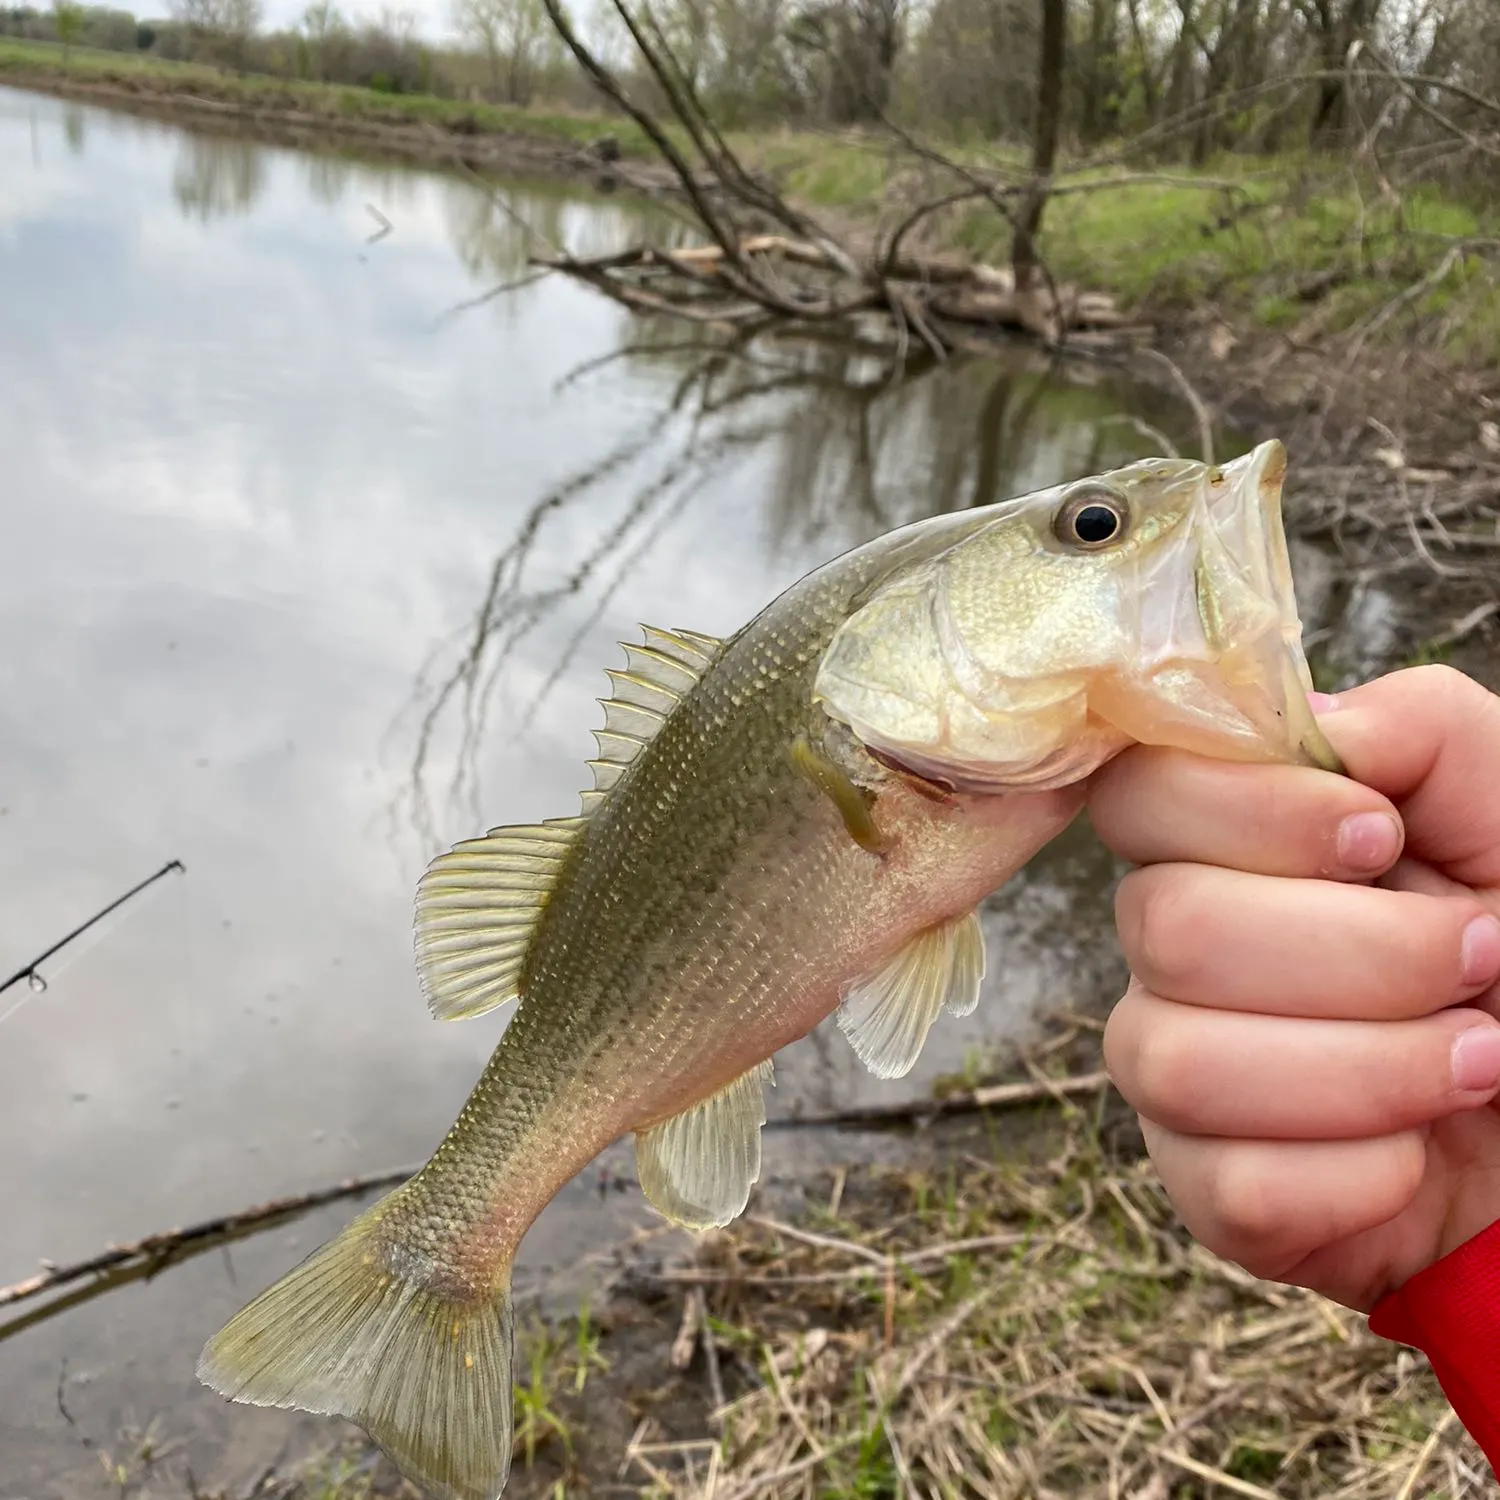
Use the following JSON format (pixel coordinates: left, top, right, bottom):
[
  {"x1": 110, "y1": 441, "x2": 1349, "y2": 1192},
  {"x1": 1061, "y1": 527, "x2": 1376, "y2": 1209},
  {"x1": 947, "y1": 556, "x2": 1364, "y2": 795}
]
[
  {"x1": 198, "y1": 1200, "x2": 516, "y2": 1500},
  {"x1": 838, "y1": 909, "x2": 987, "y2": 1079},
  {"x1": 636, "y1": 1060, "x2": 774, "y2": 1229}
]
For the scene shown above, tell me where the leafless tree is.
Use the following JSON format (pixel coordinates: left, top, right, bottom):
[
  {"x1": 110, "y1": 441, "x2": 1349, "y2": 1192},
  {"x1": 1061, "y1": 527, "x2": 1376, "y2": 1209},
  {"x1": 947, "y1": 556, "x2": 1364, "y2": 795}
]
[{"x1": 450, "y1": 0, "x2": 550, "y2": 102}]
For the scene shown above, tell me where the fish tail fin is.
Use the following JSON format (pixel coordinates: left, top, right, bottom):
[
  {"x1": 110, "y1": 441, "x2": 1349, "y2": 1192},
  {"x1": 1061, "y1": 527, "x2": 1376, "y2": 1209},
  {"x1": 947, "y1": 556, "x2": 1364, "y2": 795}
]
[{"x1": 197, "y1": 1197, "x2": 515, "y2": 1500}]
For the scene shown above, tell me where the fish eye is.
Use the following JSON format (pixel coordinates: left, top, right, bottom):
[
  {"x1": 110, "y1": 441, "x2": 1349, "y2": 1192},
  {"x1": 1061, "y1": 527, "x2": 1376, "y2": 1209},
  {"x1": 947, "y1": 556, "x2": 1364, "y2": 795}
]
[{"x1": 1054, "y1": 485, "x2": 1129, "y2": 551}]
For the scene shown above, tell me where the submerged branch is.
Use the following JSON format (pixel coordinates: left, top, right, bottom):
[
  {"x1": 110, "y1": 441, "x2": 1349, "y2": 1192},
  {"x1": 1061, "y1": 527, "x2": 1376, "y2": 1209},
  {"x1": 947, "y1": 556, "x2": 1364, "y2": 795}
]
[
  {"x1": 0, "y1": 1164, "x2": 415, "y2": 1340},
  {"x1": 0, "y1": 1066, "x2": 1112, "y2": 1339}
]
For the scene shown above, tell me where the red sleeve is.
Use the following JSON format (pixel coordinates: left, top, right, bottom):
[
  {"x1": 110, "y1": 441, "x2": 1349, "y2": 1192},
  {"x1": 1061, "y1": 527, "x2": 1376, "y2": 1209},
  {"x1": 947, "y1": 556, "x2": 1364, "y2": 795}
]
[{"x1": 1369, "y1": 1219, "x2": 1500, "y2": 1468}]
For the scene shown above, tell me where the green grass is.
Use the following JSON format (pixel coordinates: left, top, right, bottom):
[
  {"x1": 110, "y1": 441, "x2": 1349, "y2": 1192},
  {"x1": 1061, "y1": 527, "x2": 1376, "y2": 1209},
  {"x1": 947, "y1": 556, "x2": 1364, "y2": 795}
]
[{"x1": 763, "y1": 134, "x2": 1499, "y2": 361}]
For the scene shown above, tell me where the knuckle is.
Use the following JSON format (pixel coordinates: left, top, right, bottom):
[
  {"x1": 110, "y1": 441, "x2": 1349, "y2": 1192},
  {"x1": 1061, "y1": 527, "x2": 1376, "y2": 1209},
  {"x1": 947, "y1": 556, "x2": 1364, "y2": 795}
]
[
  {"x1": 1402, "y1": 662, "x2": 1474, "y2": 706},
  {"x1": 1120, "y1": 868, "x2": 1203, "y2": 994},
  {"x1": 1112, "y1": 1012, "x2": 1199, "y2": 1125},
  {"x1": 1200, "y1": 1147, "x2": 1285, "y2": 1252},
  {"x1": 1405, "y1": 891, "x2": 1488, "y2": 993}
]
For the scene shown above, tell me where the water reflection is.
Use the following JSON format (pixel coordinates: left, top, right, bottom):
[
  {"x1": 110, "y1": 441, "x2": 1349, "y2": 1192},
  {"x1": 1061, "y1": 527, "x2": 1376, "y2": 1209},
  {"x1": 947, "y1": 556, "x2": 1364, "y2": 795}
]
[
  {"x1": 397, "y1": 322, "x2": 1214, "y2": 840},
  {"x1": 61, "y1": 101, "x2": 86, "y2": 155},
  {"x1": 173, "y1": 134, "x2": 266, "y2": 222}
]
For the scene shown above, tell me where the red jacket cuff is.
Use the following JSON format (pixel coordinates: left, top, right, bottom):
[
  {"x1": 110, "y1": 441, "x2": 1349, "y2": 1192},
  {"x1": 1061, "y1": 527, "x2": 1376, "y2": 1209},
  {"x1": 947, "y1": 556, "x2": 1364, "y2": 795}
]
[{"x1": 1369, "y1": 1219, "x2": 1500, "y2": 1469}]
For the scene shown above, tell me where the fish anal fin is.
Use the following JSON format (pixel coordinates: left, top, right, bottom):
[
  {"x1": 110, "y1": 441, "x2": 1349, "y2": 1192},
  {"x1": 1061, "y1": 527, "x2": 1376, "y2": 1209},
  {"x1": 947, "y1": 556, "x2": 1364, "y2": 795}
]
[
  {"x1": 635, "y1": 1060, "x2": 773, "y2": 1230},
  {"x1": 415, "y1": 820, "x2": 581, "y2": 1022},
  {"x1": 838, "y1": 910, "x2": 987, "y2": 1078},
  {"x1": 198, "y1": 1198, "x2": 515, "y2": 1500}
]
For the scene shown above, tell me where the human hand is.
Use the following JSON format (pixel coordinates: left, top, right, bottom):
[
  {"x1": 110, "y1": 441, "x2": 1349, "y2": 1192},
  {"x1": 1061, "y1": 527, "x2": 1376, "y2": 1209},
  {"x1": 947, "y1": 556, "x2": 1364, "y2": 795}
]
[{"x1": 1090, "y1": 664, "x2": 1500, "y2": 1312}]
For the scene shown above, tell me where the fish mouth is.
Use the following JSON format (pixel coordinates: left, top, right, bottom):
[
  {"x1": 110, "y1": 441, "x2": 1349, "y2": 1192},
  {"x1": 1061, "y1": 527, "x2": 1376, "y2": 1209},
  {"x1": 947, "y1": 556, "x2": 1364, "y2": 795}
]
[
  {"x1": 1206, "y1": 440, "x2": 1343, "y2": 771},
  {"x1": 1094, "y1": 439, "x2": 1343, "y2": 772}
]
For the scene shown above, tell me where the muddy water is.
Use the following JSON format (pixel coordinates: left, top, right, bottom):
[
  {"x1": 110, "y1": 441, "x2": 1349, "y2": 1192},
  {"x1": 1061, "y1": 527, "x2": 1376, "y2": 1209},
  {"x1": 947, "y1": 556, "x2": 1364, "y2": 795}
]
[{"x1": 0, "y1": 85, "x2": 1257, "y2": 1495}]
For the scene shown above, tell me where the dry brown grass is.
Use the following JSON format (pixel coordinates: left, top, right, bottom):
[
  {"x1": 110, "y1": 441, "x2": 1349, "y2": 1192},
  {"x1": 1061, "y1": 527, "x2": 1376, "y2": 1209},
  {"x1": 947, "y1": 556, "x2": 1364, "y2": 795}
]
[{"x1": 615, "y1": 1093, "x2": 1485, "y2": 1500}]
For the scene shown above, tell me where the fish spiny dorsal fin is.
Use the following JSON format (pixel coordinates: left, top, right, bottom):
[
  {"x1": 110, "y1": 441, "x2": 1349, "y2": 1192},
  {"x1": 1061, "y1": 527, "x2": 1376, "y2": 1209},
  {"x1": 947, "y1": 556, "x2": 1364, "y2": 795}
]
[
  {"x1": 581, "y1": 625, "x2": 726, "y2": 816},
  {"x1": 838, "y1": 910, "x2": 987, "y2": 1079},
  {"x1": 635, "y1": 1060, "x2": 774, "y2": 1229},
  {"x1": 414, "y1": 817, "x2": 584, "y2": 1022}
]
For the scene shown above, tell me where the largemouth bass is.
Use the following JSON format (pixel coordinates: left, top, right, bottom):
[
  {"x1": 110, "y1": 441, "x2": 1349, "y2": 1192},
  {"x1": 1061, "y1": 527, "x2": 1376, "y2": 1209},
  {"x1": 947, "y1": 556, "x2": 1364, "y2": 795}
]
[{"x1": 200, "y1": 439, "x2": 1337, "y2": 1500}]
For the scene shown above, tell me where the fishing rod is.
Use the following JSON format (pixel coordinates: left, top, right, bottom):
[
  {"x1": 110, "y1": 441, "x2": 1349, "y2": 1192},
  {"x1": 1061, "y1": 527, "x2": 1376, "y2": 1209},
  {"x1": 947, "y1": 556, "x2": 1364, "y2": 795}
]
[{"x1": 0, "y1": 859, "x2": 186, "y2": 998}]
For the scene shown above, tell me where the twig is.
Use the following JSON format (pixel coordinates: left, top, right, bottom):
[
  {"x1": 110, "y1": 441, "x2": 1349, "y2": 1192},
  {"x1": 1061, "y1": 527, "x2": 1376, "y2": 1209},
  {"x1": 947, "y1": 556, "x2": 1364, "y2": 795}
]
[
  {"x1": 747, "y1": 1217, "x2": 890, "y2": 1267},
  {"x1": 1133, "y1": 349, "x2": 1215, "y2": 464},
  {"x1": 698, "y1": 1286, "x2": 726, "y2": 1425},
  {"x1": 1156, "y1": 1448, "x2": 1280, "y2": 1499},
  {"x1": 1395, "y1": 1409, "x2": 1460, "y2": 1500}
]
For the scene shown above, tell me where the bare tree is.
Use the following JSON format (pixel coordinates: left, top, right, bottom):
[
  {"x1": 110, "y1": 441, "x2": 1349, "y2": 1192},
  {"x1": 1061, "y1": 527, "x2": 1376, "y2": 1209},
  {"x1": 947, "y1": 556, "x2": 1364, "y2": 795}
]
[
  {"x1": 786, "y1": 0, "x2": 906, "y2": 122},
  {"x1": 298, "y1": 0, "x2": 347, "y2": 79},
  {"x1": 450, "y1": 0, "x2": 549, "y2": 101},
  {"x1": 170, "y1": 0, "x2": 262, "y2": 65},
  {"x1": 1011, "y1": 0, "x2": 1066, "y2": 298}
]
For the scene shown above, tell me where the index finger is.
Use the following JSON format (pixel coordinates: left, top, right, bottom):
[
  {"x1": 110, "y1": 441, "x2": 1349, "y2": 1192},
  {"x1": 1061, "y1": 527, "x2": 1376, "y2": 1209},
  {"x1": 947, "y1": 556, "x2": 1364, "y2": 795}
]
[
  {"x1": 1317, "y1": 665, "x2": 1500, "y2": 890},
  {"x1": 1088, "y1": 748, "x2": 1404, "y2": 881}
]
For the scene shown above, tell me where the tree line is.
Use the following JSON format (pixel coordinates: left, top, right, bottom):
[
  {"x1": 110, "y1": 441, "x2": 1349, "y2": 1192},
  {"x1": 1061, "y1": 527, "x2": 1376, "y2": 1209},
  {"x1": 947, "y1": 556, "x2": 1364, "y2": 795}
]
[{"x1": 3, "y1": 0, "x2": 1495, "y2": 169}]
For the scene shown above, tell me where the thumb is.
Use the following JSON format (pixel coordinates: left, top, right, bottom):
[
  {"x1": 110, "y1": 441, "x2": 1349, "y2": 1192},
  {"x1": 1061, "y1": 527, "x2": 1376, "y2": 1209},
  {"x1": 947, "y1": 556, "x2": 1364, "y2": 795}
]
[{"x1": 1317, "y1": 666, "x2": 1500, "y2": 889}]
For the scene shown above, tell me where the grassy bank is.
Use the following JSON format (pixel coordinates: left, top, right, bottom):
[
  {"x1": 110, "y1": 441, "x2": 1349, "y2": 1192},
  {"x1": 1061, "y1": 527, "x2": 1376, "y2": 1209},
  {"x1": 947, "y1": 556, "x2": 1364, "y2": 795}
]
[
  {"x1": 0, "y1": 38, "x2": 650, "y2": 165},
  {"x1": 762, "y1": 143, "x2": 1500, "y2": 365},
  {"x1": 244, "y1": 1056, "x2": 1478, "y2": 1500}
]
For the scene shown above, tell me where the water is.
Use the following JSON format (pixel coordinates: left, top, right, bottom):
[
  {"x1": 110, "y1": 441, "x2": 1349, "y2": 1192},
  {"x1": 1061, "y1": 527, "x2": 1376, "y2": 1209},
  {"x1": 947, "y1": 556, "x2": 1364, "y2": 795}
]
[{"x1": 0, "y1": 87, "x2": 1222, "y2": 1495}]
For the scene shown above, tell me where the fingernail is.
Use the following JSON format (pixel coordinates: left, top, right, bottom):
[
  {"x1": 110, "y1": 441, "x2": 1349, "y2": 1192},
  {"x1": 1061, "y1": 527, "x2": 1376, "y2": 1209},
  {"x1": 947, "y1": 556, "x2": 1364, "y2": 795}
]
[
  {"x1": 1461, "y1": 915, "x2": 1500, "y2": 988},
  {"x1": 1335, "y1": 811, "x2": 1401, "y2": 873},
  {"x1": 1453, "y1": 1026, "x2": 1500, "y2": 1093},
  {"x1": 1308, "y1": 691, "x2": 1340, "y2": 713}
]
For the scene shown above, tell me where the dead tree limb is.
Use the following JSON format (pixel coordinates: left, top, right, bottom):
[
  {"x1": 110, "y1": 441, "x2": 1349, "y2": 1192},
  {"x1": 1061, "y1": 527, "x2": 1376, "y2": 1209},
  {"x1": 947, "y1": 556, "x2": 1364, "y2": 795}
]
[{"x1": 0, "y1": 1165, "x2": 415, "y2": 1323}]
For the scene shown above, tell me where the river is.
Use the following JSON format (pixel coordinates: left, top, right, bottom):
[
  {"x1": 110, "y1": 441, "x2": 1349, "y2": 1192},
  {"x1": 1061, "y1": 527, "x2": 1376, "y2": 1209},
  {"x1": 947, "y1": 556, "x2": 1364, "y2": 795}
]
[{"x1": 0, "y1": 85, "x2": 1271, "y2": 1496}]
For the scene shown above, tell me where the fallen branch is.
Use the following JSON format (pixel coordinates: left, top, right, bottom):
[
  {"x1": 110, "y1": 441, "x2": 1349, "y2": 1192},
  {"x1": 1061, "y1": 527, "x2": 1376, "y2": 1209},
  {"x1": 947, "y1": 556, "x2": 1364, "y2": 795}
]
[
  {"x1": 527, "y1": 235, "x2": 1121, "y2": 344},
  {"x1": 767, "y1": 1069, "x2": 1112, "y2": 1130}
]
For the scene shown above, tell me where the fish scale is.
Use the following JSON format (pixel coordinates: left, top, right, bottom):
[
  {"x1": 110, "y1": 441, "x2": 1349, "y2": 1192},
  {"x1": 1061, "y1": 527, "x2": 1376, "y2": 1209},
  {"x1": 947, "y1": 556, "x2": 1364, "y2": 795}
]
[{"x1": 199, "y1": 439, "x2": 1339, "y2": 1500}]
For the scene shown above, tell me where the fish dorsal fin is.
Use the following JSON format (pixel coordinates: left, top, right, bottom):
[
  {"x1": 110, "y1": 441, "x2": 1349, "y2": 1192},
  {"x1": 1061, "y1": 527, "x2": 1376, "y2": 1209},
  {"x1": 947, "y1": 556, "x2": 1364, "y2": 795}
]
[
  {"x1": 838, "y1": 911, "x2": 986, "y2": 1079},
  {"x1": 635, "y1": 1060, "x2": 773, "y2": 1229},
  {"x1": 414, "y1": 818, "x2": 583, "y2": 1021},
  {"x1": 415, "y1": 625, "x2": 727, "y2": 1017},
  {"x1": 581, "y1": 625, "x2": 726, "y2": 815}
]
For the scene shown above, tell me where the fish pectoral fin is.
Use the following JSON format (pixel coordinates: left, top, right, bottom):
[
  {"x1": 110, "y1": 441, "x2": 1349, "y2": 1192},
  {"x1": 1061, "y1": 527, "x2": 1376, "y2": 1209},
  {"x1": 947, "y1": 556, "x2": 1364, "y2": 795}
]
[
  {"x1": 635, "y1": 1060, "x2": 774, "y2": 1230},
  {"x1": 789, "y1": 734, "x2": 887, "y2": 855},
  {"x1": 415, "y1": 817, "x2": 583, "y2": 1022},
  {"x1": 838, "y1": 910, "x2": 986, "y2": 1078}
]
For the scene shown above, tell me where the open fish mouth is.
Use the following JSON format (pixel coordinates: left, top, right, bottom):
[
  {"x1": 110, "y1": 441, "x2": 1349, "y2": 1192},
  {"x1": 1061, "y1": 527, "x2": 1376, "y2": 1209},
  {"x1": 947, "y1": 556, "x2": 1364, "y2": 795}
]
[
  {"x1": 1202, "y1": 440, "x2": 1343, "y2": 772},
  {"x1": 1097, "y1": 438, "x2": 1343, "y2": 772}
]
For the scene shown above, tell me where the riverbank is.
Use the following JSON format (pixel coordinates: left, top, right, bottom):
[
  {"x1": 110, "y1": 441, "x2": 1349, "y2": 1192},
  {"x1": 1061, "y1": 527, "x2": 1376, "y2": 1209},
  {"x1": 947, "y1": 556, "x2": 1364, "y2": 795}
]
[{"x1": 0, "y1": 39, "x2": 664, "y2": 184}]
